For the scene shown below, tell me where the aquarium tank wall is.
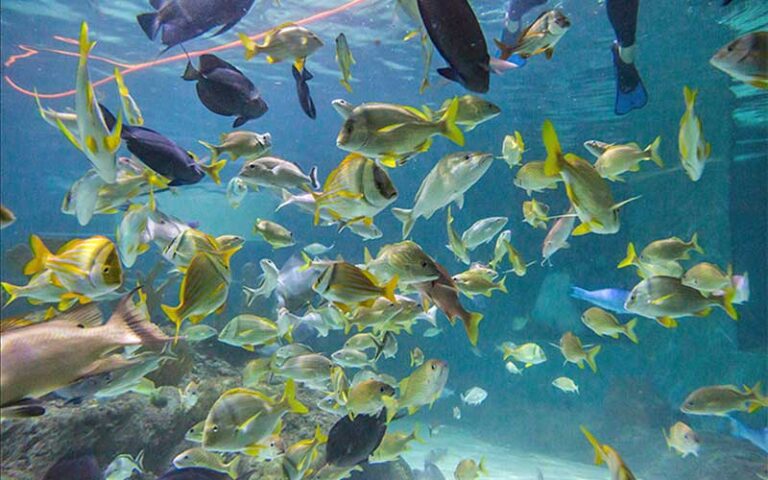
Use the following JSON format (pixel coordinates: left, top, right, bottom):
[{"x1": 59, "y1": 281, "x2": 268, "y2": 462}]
[{"x1": 0, "y1": 1, "x2": 766, "y2": 479}]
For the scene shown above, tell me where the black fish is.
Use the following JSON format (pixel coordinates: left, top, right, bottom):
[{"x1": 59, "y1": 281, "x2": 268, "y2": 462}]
[
  {"x1": 292, "y1": 65, "x2": 317, "y2": 119},
  {"x1": 157, "y1": 467, "x2": 230, "y2": 480},
  {"x1": 413, "y1": 461, "x2": 447, "y2": 480},
  {"x1": 43, "y1": 453, "x2": 102, "y2": 480},
  {"x1": 137, "y1": 0, "x2": 256, "y2": 50},
  {"x1": 326, "y1": 409, "x2": 387, "y2": 467},
  {"x1": 183, "y1": 54, "x2": 268, "y2": 128},
  {"x1": 418, "y1": 0, "x2": 490, "y2": 93},
  {"x1": 100, "y1": 105, "x2": 223, "y2": 186}
]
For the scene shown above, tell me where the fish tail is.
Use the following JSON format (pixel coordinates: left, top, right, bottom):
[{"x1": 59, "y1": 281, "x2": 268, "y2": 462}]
[
  {"x1": 392, "y1": 208, "x2": 414, "y2": 238},
  {"x1": 340, "y1": 78, "x2": 353, "y2": 93},
  {"x1": 1, "y1": 282, "x2": 22, "y2": 306},
  {"x1": 501, "y1": 344, "x2": 514, "y2": 361},
  {"x1": 382, "y1": 275, "x2": 398, "y2": 303},
  {"x1": 715, "y1": 287, "x2": 738, "y2": 320},
  {"x1": 382, "y1": 395, "x2": 399, "y2": 423},
  {"x1": 689, "y1": 232, "x2": 704, "y2": 255},
  {"x1": 617, "y1": 242, "x2": 637, "y2": 269},
  {"x1": 683, "y1": 86, "x2": 698, "y2": 111},
  {"x1": 299, "y1": 251, "x2": 314, "y2": 272},
  {"x1": 78, "y1": 22, "x2": 96, "y2": 68},
  {"x1": 745, "y1": 381, "x2": 767, "y2": 412},
  {"x1": 493, "y1": 38, "x2": 513, "y2": 60},
  {"x1": 585, "y1": 345, "x2": 601, "y2": 373},
  {"x1": 624, "y1": 318, "x2": 639, "y2": 344},
  {"x1": 461, "y1": 311, "x2": 484, "y2": 347},
  {"x1": 161, "y1": 303, "x2": 184, "y2": 342},
  {"x1": 226, "y1": 455, "x2": 241, "y2": 479},
  {"x1": 542, "y1": 120, "x2": 563, "y2": 176},
  {"x1": 412, "y1": 424, "x2": 426, "y2": 444},
  {"x1": 497, "y1": 276, "x2": 508, "y2": 294},
  {"x1": 111, "y1": 289, "x2": 171, "y2": 345},
  {"x1": 105, "y1": 109, "x2": 123, "y2": 153},
  {"x1": 198, "y1": 141, "x2": 221, "y2": 162},
  {"x1": 136, "y1": 12, "x2": 161, "y2": 40},
  {"x1": 281, "y1": 379, "x2": 309, "y2": 414},
  {"x1": 438, "y1": 97, "x2": 465, "y2": 146},
  {"x1": 239, "y1": 33, "x2": 259, "y2": 60},
  {"x1": 515, "y1": 130, "x2": 525, "y2": 152},
  {"x1": 579, "y1": 426, "x2": 605, "y2": 466},
  {"x1": 647, "y1": 136, "x2": 664, "y2": 167},
  {"x1": 662, "y1": 427, "x2": 671, "y2": 450},
  {"x1": 182, "y1": 62, "x2": 201, "y2": 81},
  {"x1": 201, "y1": 158, "x2": 227, "y2": 185},
  {"x1": 24, "y1": 235, "x2": 52, "y2": 275}
]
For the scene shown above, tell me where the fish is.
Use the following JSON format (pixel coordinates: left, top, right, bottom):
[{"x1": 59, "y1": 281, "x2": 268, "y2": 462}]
[
  {"x1": 238, "y1": 156, "x2": 318, "y2": 192},
  {"x1": 173, "y1": 448, "x2": 241, "y2": 479},
  {"x1": 453, "y1": 406, "x2": 461, "y2": 419},
  {"x1": 381, "y1": 359, "x2": 449, "y2": 421},
  {"x1": 93, "y1": 350, "x2": 175, "y2": 400},
  {"x1": 100, "y1": 105, "x2": 224, "y2": 187},
  {"x1": 581, "y1": 307, "x2": 638, "y2": 344},
  {"x1": 460, "y1": 387, "x2": 488, "y2": 406},
  {"x1": 345, "y1": 379, "x2": 396, "y2": 417},
  {"x1": 1, "y1": 204, "x2": 16, "y2": 229},
  {"x1": 541, "y1": 210, "x2": 575, "y2": 266},
  {"x1": 505, "y1": 243, "x2": 533, "y2": 277},
  {"x1": 500, "y1": 0, "x2": 549, "y2": 48},
  {"x1": 336, "y1": 33, "x2": 356, "y2": 92},
  {"x1": 243, "y1": 259, "x2": 280, "y2": 305},
  {"x1": 543, "y1": 120, "x2": 639, "y2": 236},
  {"x1": 43, "y1": 453, "x2": 102, "y2": 480},
  {"x1": 203, "y1": 380, "x2": 308, "y2": 453},
  {"x1": 429, "y1": 95, "x2": 500, "y2": 131},
  {"x1": 182, "y1": 54, "x2": 268, "y2": 128},
  {"x1": 282, "y1": 426, "x2": 327, "y2": 478},
  {"x1": 413, "y1": 460, "x2": 447, "y2": 480},
  {"x1": 116, "y1": 202, "x2": 153, "y2": 268},
  {"x1": 0, "y1": 292, "x2": 169, "y2": 416},
  {"x1": 304, "y1": 243, "x2": 335, "y2": 255},
  {"x1": 556, "y1": 332, "x2": 601, "y2": 373},
  {"x1": 370, "y1": 427, "x2": 424, "y2": 463},
  {"x1": 502, "y1": 131, "x2": 525, "y2": 168},
  {"x1": 662, "y1": 421, "x2": 700, "y2": 458},
  {"x1": 634, "y1": 233, "x2": 704, "y2": 264},
  {"x1": 624, "y1": 275, "x2": 737, "y2": 328},
  {"x1": 505, "y1": 361, "x2": 523, "y2": 375},
  {"x1": 104, "y1": 451, "x2": 144, "y2": 480},
  {"x1": 310, "y1": 153, "x2": 398, "y2": 226},
  {"x1": 239, "y1": 23, "x2": 323, "y2": 72},
  {"x1": 710, "y1": 32, "x2": 768, "y2": 89},
  {"x1": 728, "y1": 415, "x2": 768, "y2": 453},
  {"x1": 160, "y1": 227, "x2": 240, "y2": 270},
  {"x1": 410, "y1": 347, "x2": 425, "y2": 367},
  {"x1": 292, "y1": 65, "x2": 317, "y2": 119},
  {"x1": 594, "y1": 137, "x2": 663, "y2": 182},
  {"x1": 22, "y1": 234, "x2": 123, "y2": 306},
  {"x1": 113, "y1": 68, "x2": 143, "y2": 126},
  {"x1": 417, "y1": 0, "x2": 490, "y2": 92},
  {"x1": 218, "y1": 314, "x2": 290, "y2": 351},
  {"x1": 226, "y1": 177, "x2": 249, "y2": 209},
  {"x1": 336, "y1": 99, "x2": 464, "y2": 166},
  {"x1": 583, "y1": 140, "x2": 613, "y2": 158},
  {"x1": 306, "y1": 255, "x2": 398, "y2": 309},
  {"x1": 271, "y1": 353, "x2": 334, "y2": 388},
  {"x1": 680, "y1": 383, "x2": 767, "y2": 416},
  {"x1": 364, "y1": 241, "x2": 441, "y2": 285},
  {"x1": 2, "y1": 270, "x2": 71, "y2": 308},
  {"x1": 569, "y1": 286, "x2": 631, "y2": 314},
  {"x1": 201, "y1": 131, "x2": 272, "y2": 162},
  {"x1": 392, "y1": 151, "x2": 494, "y2": 238},
  {"x1": 617, "y1": 243, "x2": 685, "y2": 279},
  {"x1": 253, "y1": 218, "x2": 295, "y2": 249},
  {"x1": 552, "y1": 376, "x2": 579, "y2": 394},
  {"x1": 326, "y1": 408, "x2": 388, "y2": 467},
  {"x1": 332, "y1": 348, "x2": 377, "y2": 370},
  {"x1": 419, "y1": 33, "x2": 434, "y2": 93},
  {"x1": 43, "y1": 23, "x2": 123, "y2": 183},
  {"x1": 500, "y1": 342, "x2": 546, "y2": 367},
  {"x1": 495, "y1": 9, "x2": 570, "y2": 61},
  {"x1": 453, "y1": 268, "x2": 507, "y2": 299},
  {"x1": 513, "y1": 161, "x2": 562, "y2": 196},
  {"x1": 454, "y1": 457, "x2": 487, "y2": 480},
  {"x1": 681, "y1": 262, "x2": 732, "y2": 295},
  {"x1": 488, "y1": 230, "x2": 513, "y2": 269},
  {"x1": 161, "y1": 251, "x2": 233, "y2": 336},
  {"x1": 446, "y1": 206, "x2": 471, "y2": 265},
  {"x1": 678, "y1": 86, "x2": 711, "y2": 182},
  {"x1": 462, "y1": 217, "x2": 508, "y2": 251},
  {"x1": 156, "y1": 467, "x2": 230, "y2": 480},
  {"x1": 522, "y1": 199, "x2": 549, "y2": 229},
  {"x1": 137, "y1": 0, "x2": 256, "y2": 50},
  {"x1": 580, "y1": 426, "x2": 637, "y2": 480}
]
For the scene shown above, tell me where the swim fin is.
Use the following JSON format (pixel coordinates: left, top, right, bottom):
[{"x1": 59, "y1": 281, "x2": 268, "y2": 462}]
[{"x1": 612, "y1": 41, "x2": 647, "y2": 115}]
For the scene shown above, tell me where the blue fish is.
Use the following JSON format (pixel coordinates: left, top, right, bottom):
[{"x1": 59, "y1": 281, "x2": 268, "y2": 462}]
[
  {"x1": 729, "y1": 416, "x2": 768, "y2": 453},
  {"x1": 292, "y1": 65, "x2": 316, "y2": 119},
  {"x1": 137, "y1": 0, "x2": 256, "y2": 51},
  {"x1": 42, "y1": 453, "x2": 102, "y2": 480},
  {"x1": 569, "y1": 286, "x2": 631, "y2": 314},
  {"x1": 157, "y1": 467, "x2": 230, "y2": 480}
]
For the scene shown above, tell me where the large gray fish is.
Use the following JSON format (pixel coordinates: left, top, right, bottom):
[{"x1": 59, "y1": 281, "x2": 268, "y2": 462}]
[
  {"x1": 417, "y1": 0, "x2": 490, "y2": 92},
  {"x1": 137, "y1": 0, "x2": 256, "y2": 51}
]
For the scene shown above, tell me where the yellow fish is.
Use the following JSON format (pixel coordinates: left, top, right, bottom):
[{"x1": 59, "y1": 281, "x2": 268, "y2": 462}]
[
  {"x1": 239, "y1": 23, "x2": 323, "y2": 72},
  {"x1": 678, "y1": 86, "x2": 711, "y2": 182},
  {"x1": 580, "y1": 426, "x2": 637, "y2": 480}
]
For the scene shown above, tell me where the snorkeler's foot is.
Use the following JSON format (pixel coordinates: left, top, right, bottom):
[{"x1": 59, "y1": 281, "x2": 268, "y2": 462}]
[{"x1": 612, "y1": 41, "x2": 647, "y2": 115}]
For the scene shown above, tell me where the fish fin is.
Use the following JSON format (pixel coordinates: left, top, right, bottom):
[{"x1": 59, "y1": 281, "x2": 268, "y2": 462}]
[
  {"x1": 662, "y1": 427, "x2": 672, "y2": 450},
  {"x1": 403, "y1": 29, "x2": 420, "y2": 41},
  {"x1": 647, "y1": 136, "x2": 663, "y2": 167},
  {"x1": 232, "y1": 116, "x2": 249, "y2": 128},
  {"x1": 54, "y1": 116, "x2": 83, "y2": 151},
  {"x1": 238, "y1": 411, "x2": 263, "y2": 432},
  {"x1": 266, "y1": 55, "x2": 278, "y2": 64},
  {"x1": 693, "y1": 307, "x2": 712, "y2": 317},
  {"x1": 542, "y1": 120, "x2": 563, "y2": 176},
  {"x1": 294, "y1": 57, "x2": 306, "y2": 72},
  {"x1": 571, "y1": 223, "x2": 592, "y2": 236},
  {"x1": 281, "y1": 379, "x2": 309, "y2": 414},
  {"x1": 493, "y1": 39, "x2": 513, "y2": 60},
  {"x1": 200, "y1": 158, "x2": 227, "y2": 185},
  {"x1": 382, "y1": 275, "x2": 398, "y2": 302},
  {"x1": 690, "y1": 233, "x2": 704, "y2": 255},
  {"x1": 182, "y1": 61, "x2": 201, "y2": 81},
  {"x1": 110, "y1": 290, "x2": 170, "y2": 345},
  {"x1": 340, "y1": 78, "x2": 353, "y2": 93},
  {"x1": 545, "y1": 47, "x2": 555, "y2": 60},
  {"x1": 136, "y1": 12, "x2": 160, "y2": 40},
  {"x1": 617, "y1": 242, "x2": 637, "y2": 269},
  {"x1": 0, "y1": 399, "x2": 46, "y2": 419},
  {"x1": 0, "y1": 282, "x2": 22, "y2": 307},
  {"x1": 379, "y1": 155, "x2": 399, "y2": 168},
  {"x1": 655, "y1": 316, "x2": 678, "y2": 328},
  {"x1": 198, "y1": 141, "x2": 221, "y2": 162},
  {"x1": 461, "y1": 312, "x2": 483, "y2": 347},
  {"x1": 161, "y1": 303, "x2": 184, "y2": 341},
  {"x1": 624, "y1": 318, "x2": 639, "y2": 344},
  {"x1": 498, "y1": 276, "x2": 508, "y2": 294},
  {"x1": 612, "y1": 195, "x2": 642, "y2": 211},
  {"x1": 716, "y1": 287, "x2": 738, "y2": 320},
  {"x1": 24, "y1": 235, "x2": 52, "y2": 275},
  {"x1": 585, "y1": 345, "x2": 601, "y2": 373},
  {"x1": 438, "y1": 97, "x2": 465, "y2": 146},
  {"x1": 579, "y1": 426, "x2": 605, "y2": 466},
  {"x1": 683, "y1": 86, "x2": 697, "y2": 109},
  {"x1": 104, "y1": 111, "x2": 123, "y2": 153},
  {"x1": 392, "y1": 208, "x2": 414, "y2": 238},
  {"x1": 239, "y1": 33, "x2": 258, "y2": 60},
  {"x1": 651, "y1": 293, "x2": 676, "y2": 305},
  {"x1": 382, "y1": 396, "x2": 398, "y2": 423}
]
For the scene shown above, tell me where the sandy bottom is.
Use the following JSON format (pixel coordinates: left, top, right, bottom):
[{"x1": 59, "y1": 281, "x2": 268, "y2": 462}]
[{"x1": 399, "y1": 425, "x2": 607, "y2": 480}]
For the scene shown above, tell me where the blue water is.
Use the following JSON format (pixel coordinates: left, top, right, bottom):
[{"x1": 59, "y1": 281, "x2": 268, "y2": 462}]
[{"x1": 1, "y1": 1, "x2": 766, "y2": 479}]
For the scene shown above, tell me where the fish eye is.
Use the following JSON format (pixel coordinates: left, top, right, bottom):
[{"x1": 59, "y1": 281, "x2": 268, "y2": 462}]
[
  {"x1": 103, "y1": 266, "x2": 110, "y2": 273},
  {"x1": 464, "y1": 154, "x2": 470, "y2": 160},
  {"x1": 270, "y1": 441, "x2": 275, "y2": 447},
  {"x1": 431, "y1": 363, "x2": 436, "y2": 370},
  {"x1": 249, "y1": 164, "x2": 256, "y2": 169},
  {"x1": 212, "y1": 425, "x2": 219, "y2": 432},
  {"x1": 421, "y1": 261, "x2": 428, "y2": 268},
  {"x1": 380, "y1": 386, "x2": 386, "y2": 393}
]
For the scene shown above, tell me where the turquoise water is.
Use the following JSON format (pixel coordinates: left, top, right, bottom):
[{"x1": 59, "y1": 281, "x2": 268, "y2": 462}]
[{"x1": 1, "y1": 1, "x2": 766, "y2": 479}]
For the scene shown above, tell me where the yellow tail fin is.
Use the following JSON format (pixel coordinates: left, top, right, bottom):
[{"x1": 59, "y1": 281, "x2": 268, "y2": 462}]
[
  {"x1": 579, "y1": 426, "x2": 605, "y2": 466},
  {"x1": 24, "y1": 235, "x2": 52, "y2": 276},
  {"x1": 478, "y1": 457, "x2": 488, "y2": 475},
  {"x1": 718, "y1": 287, "x2": 738, "y2": 320},
  {"x1": 647, "y1": 136, "x2": 663, "y2": 167},
  {"x1": 161, "y1": 303, "x2": 183, "y2": 341},
  {"x1": 585, "y1": 345, "x2": 601, "y2": 373},
  {"x1": 78, "y1": 22, "x2": 96, "y2": 68},
  {"x1": 617, "y1": 242, "x2": 637, "y2": 269},
  {"x1": 1, "y1": 282, "x2": 21, "y2": 307},
  {"x1": 198, "y1": 141, "x2": 221, "y2": 162},
  {"x1": 463, "y1": 312, "x2": 484, "y2": 346},
  {"x1": 624, "y1": 318, "x2": 639, "y2": 344},
  {"x1": 281, "y1": 379, "x2": 309, "y2": 414},
  {"x1": 202, "y1": 158, "x2": 227, "y2": 185},
  {"x1": 239, "y1": 33, "x2": 258, "y2": 60},
  {"x1": 382, "y1": 275, "x2": 398, "y2": 303},
  {"x1": 381, "y1": 395, "x2": 399, "y2": 423},
  {"x1": 438, "y1": 97, "x2": 465, "y2": 146},
  {"x1": 746, "y1": 381, "x2": 767, "y2": 413},
  {"x1": 683, "y1": 86, "x2": 697, "y2": 110},
  {"x1": 542, "y1": 120, "x2": 563, "y2": 176},
  {"x1": 497, "y1": 276, "x2": 508, "y2": 294},
  {"x1": 689, "y1": 232, "x2": 704, "y2": 255}
]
